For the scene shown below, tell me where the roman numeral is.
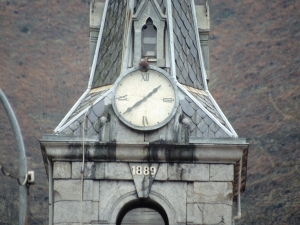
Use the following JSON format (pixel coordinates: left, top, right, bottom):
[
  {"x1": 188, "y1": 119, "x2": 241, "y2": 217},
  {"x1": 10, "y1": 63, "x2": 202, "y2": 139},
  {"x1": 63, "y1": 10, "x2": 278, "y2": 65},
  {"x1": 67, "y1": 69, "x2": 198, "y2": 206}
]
[
  {"x1": 116, "y1": 95, "x2": 128, "y2": 101},
  {"x1": 163, "y1": 98, "x2": 174, "y2": 103},
  {"x1": 141, "y1": 72, "x2": 149, "y2": 81},
  {"x1": 142, "y1": 116, "x2": 148, "y2": 126}
]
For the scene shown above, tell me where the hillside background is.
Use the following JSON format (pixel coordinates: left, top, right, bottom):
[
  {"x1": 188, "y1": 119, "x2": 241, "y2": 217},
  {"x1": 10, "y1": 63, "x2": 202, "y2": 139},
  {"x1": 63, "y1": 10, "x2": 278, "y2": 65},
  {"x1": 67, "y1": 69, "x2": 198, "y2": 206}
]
[{"x1": 0, "y1": 0, "x2": 299, "y2": 224}]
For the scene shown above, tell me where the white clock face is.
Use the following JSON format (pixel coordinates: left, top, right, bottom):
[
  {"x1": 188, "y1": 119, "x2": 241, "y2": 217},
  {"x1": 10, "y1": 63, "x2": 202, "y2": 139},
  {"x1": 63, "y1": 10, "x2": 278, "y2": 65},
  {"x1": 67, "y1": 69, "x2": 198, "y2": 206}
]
[{"x1": 113, "y1": 69, "x2": 177, "y2": 130}]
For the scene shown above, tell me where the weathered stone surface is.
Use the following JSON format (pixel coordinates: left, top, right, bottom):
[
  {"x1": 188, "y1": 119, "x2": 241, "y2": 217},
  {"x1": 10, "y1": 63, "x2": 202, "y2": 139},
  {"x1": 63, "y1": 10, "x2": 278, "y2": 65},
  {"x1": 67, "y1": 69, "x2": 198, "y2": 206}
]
[
  {"x1": 92, "y1": 181, "x2": 100, "y2": 202},
  {"x1": 150, "y1": 182, "x2": 187, "y2": 224},
  {"x1": 167, "y1": 163, "x2": 209, "y2": 181},
  {"x1": 95, "y1": 162, "x2": 132, "y2": 180},
  {"x1": 53, "y1": 162, "x2": 71, "y2": 179},
  {"x1": 95, "y1": 162, "x2": 105, "y2": 179},
  {"x1": 116, "y1": 144, "x2": 149, "y2": 161},
  {"x1": 130, "y1": 163, "x2": 158, "y2": 198},
  {"x1": 99, "y1": 181, "x2": 136, "y2": 222},
  {"x1": 144, "y1": 114, "x2": 179, "y2": 143},
  {"x1": 187, "y1": 203, "x2": 194, "y2": 224},
  {"x1": 155, "y1": 163, "x2": 167, "y2": 180},
  {"x1": 210, "y1": 164, "x2": 234, "y2": 181},
  {"x1": 92, "y1": 201, "x2": 99, "y2": 222},
  {"x1": 72, "y1": 162, "x2": 96, "y2": 179},
  {"x1": 54, "y1": 201, "x2": 96, "y2": 223},
  {"x1": 54, "y1": 180, "x2": 99, "y2": 202},
  {"x1": 194, "y1": 182, "x2": 233, "y2": 205},
  {"x1": 194, "y1": 204, "x2": 232, "y2": 225},
  {"x1": 54, "y1": 223, "x2": 87, "y2": 225},
  {"x1": 105, "y1": 162, "x2": 132, "y2": 180},
  {"x1": 114, "y1": 117, "x2": 144, "y2": 142},
  {"x1": 187, "y1": 182, "x2": 194, "y2": 204}
]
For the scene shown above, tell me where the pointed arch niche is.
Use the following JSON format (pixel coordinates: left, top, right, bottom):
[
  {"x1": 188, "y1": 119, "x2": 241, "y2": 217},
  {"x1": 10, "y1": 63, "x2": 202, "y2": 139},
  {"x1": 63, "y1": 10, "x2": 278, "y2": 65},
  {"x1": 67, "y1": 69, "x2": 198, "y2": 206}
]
[
  {"x1": 132, "y1": 0, "x2": 166, "y2": 67},
  {"x1": 142, "y1": 18, "x2": 157, "y2": 58}
]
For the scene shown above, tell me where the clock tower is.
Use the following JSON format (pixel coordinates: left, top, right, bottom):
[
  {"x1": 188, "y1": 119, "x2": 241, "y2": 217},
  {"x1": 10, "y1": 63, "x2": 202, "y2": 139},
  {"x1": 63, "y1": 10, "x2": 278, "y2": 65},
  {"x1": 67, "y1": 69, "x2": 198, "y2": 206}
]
[{"x1": 40, "y1": 1, "x2": 248, "y2": 225}]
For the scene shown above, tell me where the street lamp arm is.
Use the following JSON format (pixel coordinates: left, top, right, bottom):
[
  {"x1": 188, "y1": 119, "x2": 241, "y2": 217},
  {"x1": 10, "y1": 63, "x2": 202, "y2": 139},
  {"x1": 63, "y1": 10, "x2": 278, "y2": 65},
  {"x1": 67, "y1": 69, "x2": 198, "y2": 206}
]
[{"x1": 0, "y1": 88, "x2": 28, "y2": 225}]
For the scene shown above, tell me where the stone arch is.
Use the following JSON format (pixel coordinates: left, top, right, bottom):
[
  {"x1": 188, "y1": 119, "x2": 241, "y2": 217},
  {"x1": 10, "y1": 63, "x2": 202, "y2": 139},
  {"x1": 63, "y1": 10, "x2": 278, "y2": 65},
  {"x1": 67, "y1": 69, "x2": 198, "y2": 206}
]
[
  {"x1": 107, "y1": 190, "x2": 178, "y2": 225},
  {"x1": 116, "y1": 199, "x2": 168, "y2": 225}
]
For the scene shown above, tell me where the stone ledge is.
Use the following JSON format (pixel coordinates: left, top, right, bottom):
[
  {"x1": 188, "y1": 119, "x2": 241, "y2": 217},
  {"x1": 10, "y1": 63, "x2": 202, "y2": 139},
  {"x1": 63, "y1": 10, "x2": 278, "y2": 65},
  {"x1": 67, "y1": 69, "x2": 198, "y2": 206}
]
[{"x1": 40, "y1": 139, "x2": 247, "y2": 164}]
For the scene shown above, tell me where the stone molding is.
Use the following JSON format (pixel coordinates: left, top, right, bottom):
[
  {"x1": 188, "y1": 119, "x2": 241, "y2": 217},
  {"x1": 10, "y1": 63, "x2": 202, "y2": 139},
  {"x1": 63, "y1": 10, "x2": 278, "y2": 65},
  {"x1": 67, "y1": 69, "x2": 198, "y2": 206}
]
[{"x1": 40, "y1": 137, "x2": 247, "y2": 164}]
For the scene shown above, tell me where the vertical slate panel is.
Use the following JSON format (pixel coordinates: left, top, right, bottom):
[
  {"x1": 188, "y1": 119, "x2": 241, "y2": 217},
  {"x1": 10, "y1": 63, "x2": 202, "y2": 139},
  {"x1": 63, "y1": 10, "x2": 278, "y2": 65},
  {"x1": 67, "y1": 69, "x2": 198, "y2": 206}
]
[
  {"x1": 92, "y1": 0, "x2": 128, "y2": 88},
  {"x1": 172, "y1": 0, "x2": 204, "y2": 90}
]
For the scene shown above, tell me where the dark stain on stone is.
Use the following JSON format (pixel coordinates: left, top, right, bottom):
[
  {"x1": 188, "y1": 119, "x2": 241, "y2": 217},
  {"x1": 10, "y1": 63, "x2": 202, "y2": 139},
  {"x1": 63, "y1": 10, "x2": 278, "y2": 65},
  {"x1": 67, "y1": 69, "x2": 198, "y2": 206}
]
[{"x1": 143, "y1": 142, "x2": 195, "y2": 162}]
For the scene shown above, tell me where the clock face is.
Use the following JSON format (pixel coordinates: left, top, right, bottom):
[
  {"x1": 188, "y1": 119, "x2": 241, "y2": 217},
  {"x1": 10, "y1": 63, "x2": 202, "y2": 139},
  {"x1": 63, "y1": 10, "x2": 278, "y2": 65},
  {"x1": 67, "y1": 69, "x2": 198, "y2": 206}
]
[{"x1": 113, "y1": 69, "x2": 178, "y2": 130}]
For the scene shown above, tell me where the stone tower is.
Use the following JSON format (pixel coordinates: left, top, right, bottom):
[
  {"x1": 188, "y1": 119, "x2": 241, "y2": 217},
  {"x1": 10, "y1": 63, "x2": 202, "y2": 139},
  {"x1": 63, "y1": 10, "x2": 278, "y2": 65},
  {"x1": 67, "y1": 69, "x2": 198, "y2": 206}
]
[{"x1": 40, "y1": 0, "x2": 248, "y2": 224}]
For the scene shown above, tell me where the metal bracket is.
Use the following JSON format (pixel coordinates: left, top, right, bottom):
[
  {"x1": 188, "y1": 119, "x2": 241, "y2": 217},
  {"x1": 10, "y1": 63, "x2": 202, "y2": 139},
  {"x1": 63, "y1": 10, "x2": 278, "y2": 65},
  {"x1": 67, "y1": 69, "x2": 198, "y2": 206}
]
[{"x1": 27, "y1": 171, "x2": 35, "y2": 185}]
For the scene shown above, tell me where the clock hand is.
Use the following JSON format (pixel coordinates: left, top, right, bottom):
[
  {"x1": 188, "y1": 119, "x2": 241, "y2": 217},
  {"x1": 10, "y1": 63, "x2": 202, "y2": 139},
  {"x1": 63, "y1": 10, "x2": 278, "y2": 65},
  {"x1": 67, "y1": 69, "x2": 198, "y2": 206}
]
[
  {"x1": 145, "y1": 85, "x2": 161, "y2": 99},
  {"x1": 123, "y1": 85, "x2": 161, "y2": 115}
]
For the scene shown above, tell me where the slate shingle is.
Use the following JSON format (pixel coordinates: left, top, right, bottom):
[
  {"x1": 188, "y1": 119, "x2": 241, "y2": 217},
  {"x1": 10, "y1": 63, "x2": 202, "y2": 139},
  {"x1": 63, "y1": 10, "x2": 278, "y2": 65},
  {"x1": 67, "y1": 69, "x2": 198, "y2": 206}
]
[
  {"x1": 172, "y1": 0, "x2": 204, "y2": 89},
  {"x1": 92, "y1": 0, "x2": 127, "y2": 88}
]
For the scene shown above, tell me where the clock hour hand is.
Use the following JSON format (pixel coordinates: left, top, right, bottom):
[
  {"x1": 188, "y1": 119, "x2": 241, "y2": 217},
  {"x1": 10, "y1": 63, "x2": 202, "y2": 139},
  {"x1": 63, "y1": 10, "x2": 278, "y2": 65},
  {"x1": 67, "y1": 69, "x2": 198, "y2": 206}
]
[{"x1": 123, "y1": 85, "x2": 161, "y2": 115}]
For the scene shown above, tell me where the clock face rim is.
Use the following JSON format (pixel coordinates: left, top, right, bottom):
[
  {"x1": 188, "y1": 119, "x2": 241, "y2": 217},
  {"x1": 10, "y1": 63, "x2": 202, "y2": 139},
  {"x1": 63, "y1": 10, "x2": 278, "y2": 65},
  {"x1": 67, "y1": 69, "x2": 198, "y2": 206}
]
[{"x1": 112, "y1": 68, "x2": 179, "y2": 131}]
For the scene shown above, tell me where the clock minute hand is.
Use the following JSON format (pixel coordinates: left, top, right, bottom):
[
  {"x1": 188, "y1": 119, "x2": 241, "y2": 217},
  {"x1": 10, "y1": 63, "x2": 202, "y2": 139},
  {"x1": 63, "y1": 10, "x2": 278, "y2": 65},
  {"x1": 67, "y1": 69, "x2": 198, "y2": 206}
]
[
  {"x1": 145, "y1": 85, "x2": 161, "y2": 99},
  {"x1": 123, "y1": 85, "x2": 161, "y2": 115}
]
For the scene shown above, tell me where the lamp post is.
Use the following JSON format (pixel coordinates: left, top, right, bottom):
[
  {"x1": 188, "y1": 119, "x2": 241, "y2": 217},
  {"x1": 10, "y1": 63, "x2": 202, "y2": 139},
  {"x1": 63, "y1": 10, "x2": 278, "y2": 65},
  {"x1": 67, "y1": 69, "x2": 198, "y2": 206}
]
[{"x1": 0, "y1": 88, "x2": 28, "y2": 225}]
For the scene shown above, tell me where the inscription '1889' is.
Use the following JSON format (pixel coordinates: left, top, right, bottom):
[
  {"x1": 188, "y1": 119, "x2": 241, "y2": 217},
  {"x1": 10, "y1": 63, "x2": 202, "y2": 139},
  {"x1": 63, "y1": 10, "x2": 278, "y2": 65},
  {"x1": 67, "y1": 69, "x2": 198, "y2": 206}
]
[{"x1": 131, "y1": 166, "x2": 156, "y2": 176}]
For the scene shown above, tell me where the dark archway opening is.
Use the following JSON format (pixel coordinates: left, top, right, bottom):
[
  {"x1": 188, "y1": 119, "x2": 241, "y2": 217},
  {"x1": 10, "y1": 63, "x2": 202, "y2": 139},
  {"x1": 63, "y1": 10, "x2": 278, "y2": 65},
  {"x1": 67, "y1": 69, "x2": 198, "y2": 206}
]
[{"x1": 116, "y1": 198, "x2": 169, "y2": 225}]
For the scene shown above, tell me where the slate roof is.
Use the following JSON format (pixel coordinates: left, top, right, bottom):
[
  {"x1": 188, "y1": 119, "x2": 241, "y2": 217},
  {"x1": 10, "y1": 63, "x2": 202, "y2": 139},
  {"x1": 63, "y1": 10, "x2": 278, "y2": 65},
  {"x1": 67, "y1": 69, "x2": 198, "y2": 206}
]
[
  {"x1": 172, "y1": 0, "x2": 204, "y2": 90},
  {"x1": 55, "y1": 84, "x2": 236, "y2": 138},
  {"x1": 156, "y1": 0, "x2": 166, "y2": 13},
  {"x1": 91, "y1": 0, "x2": 128, "y2": 88},
  {"x1": 54, "y1": 85, "x2": 111, "y2": 134},
  {"x1": 59, "y1": 95, "x2": 107, "y2": 136},
  {"x1": 179, "y1": 85, "x2": 235, "y2": 138},
  {"x1": 184, "y1": 85, "x2": 232, "y2": 129}
]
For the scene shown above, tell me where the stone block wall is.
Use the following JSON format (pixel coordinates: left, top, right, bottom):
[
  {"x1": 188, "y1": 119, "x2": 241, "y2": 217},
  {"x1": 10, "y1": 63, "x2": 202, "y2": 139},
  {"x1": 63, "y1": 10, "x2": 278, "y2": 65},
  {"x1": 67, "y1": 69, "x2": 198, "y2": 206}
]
[{"x1": 52, "y1": 161, "x2": 234, "y2": 225}]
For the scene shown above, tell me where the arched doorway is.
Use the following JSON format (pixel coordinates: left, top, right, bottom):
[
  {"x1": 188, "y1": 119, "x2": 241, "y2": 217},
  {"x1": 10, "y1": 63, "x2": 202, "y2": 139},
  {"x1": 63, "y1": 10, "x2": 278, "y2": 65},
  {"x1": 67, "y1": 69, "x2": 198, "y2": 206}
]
[{"x1": 116, "y1": 199, "x2": 169, "y2": 225}]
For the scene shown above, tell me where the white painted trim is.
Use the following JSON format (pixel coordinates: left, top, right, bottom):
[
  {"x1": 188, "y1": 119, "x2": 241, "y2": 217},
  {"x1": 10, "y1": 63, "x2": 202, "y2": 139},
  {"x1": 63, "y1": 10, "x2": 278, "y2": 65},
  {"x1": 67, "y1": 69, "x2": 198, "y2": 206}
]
[
  {"x1": 121, "y1": 3, "x2": 133, "y2": 73},
  {"x1": 55, "y1": 88, "x2": 112, "y2": 134},
  {"x1": 176, "y1": 82, "x2": 235, "y2": 137},
  {"x1": 54, "y1": 89, "x2": 90, "y2": 133},
  {"x1": 190, "y1": 0, "x2": 209, "y2": 91},
  {"x1": 206, "y1": 90, "x2": 238, "y2": 137},
  {"x1": 129, "y1": 0, "x2": 135, "y2": 12},
  {"x1": 87, "y1": 0, "x2": 110, "y2": 88},
  {"x1": 166, "y1": 0, "x2": 177, "y2": 80}
]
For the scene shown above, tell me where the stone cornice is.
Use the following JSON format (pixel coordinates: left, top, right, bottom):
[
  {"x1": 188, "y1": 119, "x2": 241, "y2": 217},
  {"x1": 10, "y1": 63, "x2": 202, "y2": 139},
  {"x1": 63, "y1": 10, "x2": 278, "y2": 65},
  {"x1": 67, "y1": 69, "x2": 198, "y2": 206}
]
[
  {"x1": 40, "y1": 135, "x2": 248, "y2": 164},
  {"x1": 40, "y1": 135, "x2": 249, "y2": 196}
]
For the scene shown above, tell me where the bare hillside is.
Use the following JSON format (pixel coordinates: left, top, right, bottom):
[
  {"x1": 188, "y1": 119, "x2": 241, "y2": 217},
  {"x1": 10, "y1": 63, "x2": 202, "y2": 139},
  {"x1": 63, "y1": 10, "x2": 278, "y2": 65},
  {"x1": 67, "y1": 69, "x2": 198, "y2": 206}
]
[{"x1": 0, "y1": 0, "x2": 299, "y2": 224}]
